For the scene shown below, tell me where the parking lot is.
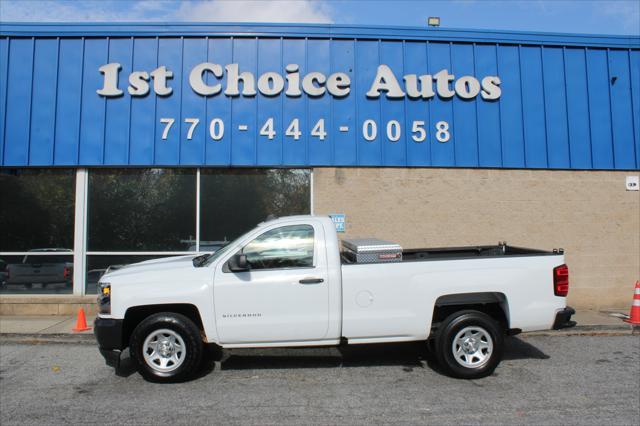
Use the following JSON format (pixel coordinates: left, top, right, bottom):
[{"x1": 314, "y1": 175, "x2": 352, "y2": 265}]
[{"x1": 1, "y1": 334, "x2": 638, "y2": 425}]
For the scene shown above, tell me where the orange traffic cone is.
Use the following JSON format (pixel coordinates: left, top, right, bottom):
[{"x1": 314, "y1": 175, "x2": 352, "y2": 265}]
[
  {"x1": 72, "y1": 308, "x2": 92, "y2": 332},
  {"x1": 623, "y1": 281, "x2": 640, "y2": 325}
]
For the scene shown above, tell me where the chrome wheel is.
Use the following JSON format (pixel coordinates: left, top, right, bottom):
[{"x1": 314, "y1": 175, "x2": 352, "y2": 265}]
[
  {"x1": 142, "y1": 329, "x2": 186, "y2": 373},
  {"x1": 451, "y1": 326, "x2": 493, "y2": 369}
]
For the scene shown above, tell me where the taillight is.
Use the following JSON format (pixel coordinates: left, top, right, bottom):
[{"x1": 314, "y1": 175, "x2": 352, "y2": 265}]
[{"x1": 553, "y1": 264, "x2": 569, "y2": 297}]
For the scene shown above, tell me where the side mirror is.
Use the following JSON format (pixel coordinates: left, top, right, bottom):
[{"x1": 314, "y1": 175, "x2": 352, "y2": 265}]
[{"x1": 228, "y1": 254, "x2": 250, "y2": 272}]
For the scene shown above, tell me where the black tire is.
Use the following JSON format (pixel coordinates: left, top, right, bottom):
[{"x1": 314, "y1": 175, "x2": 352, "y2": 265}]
[
  {"x1": 434, "y1": 310, "x2": 504, "y2": 379},
  {"x1": 130, "y1": 312, "x2": 203, "y2": 383}
]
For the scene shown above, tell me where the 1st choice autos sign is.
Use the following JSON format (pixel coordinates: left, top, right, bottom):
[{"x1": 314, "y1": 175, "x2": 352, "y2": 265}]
[{"x1": 97, "y1": 62, "x2": 501, "y2": 144}]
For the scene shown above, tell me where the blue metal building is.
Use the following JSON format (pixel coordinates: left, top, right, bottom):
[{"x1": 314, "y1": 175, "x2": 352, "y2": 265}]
[{"x1": 1, "y1": 23, "x2": 639, "y2": 170}]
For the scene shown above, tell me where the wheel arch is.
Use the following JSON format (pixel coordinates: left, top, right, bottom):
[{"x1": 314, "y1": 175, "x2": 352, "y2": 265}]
[
  {"x1": 122, "y1": 303, "x2": 206, "y2": 348},
  {"x1": 430, "y1": 292, "x2": 512, "y2": 337}
]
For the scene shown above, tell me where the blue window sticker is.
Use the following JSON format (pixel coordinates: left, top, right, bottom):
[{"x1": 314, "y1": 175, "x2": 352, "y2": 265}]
[{"x1": 329, "y1": 214, "x2": 345, "y2": 233}]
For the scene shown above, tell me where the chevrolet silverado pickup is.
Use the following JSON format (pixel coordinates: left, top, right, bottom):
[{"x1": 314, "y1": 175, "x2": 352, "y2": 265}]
[{"x1": 94, "y1": 215, "x2": 575, "y2": 382}]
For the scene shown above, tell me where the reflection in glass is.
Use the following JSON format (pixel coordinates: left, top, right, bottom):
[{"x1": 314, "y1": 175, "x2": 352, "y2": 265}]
[
  {"x1": 200, "y1": 169, "x2": 311, "y2": 243},
  {"x1": 0, "y1": 254, "x2": 73, "y2": 294},
  {"x1": 85, "y1": 254, "x2": 182, "y2": 294},
  {"x1": 88, "y1": 169, "x2": 197, "y2": 251},
  {"x1": 0, "y1": 169, "x2": 75, "y2": 251},
  {"x1": 242, "y1": 225, "x2": 314, "y2": 269}
]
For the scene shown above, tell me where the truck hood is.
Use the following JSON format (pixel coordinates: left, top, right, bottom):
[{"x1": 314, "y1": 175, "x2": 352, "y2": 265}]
[{"x1": 101, "y1": 254, "x2": 198, "y2": 280}]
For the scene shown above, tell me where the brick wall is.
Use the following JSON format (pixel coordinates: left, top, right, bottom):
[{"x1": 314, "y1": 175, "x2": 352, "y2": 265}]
[{"x1": 313, "y1": 168, "x2": 640, "y2": 310}]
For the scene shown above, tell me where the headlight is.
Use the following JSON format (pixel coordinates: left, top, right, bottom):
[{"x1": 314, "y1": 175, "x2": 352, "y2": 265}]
[{"x1": 97, "y1": 282, "x2": 111, "y2": 314}]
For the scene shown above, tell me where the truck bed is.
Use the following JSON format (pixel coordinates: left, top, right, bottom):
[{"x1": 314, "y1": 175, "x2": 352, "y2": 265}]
[{"x1": 341, "y1": 244, "x2": 561, "y2": 264}]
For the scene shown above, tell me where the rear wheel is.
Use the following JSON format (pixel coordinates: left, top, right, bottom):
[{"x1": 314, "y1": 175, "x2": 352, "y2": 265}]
[
  {"x1": 130, "y1": 312, "x2": 203, "y2": 383},
  {"x1": 434, "y1": 310, "x2": 504, "y2": 379}
]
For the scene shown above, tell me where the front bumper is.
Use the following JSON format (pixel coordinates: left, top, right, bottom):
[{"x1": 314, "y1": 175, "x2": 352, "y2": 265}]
[
  {"x1": 94, "y1": 317, "x2": 124, "y2": 368},
  {"x1": 553, "y1": 306, "x2": 577, "y2": 330}
]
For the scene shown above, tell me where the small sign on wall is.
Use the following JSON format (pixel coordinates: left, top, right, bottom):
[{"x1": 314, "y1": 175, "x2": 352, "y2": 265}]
[
  {"x1": 330, "y1": 214, "x2": 346, "y2": 233},
  {"x1": 626, "y1": 176, "x2": 639, "y2": 191}
]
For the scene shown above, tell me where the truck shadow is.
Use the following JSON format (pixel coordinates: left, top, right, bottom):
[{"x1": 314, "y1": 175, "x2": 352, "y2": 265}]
[{"x1": 212, "y1": 336, "x2": 549, "y2": 373}]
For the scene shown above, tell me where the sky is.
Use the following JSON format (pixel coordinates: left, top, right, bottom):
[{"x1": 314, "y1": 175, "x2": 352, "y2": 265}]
[{"x1": 0, "y1": 0, "x2": 638, "y2": 36}]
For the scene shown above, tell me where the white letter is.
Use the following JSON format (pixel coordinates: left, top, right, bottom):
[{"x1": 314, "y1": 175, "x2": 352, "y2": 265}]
[
  {"x1": 366, "y1": 65, "x2": 405, "y2": 99},
  {"x1": 97, "y1": 63, "x2": 123, "y2": 97},
  {"x1": 150, "y1": 66, "x2": 173, "y2": 96},
  {"x1": 224, "y1": 63, "x2": 257, "y2": 96},
  {"x1": 128, "y1": 71, "x2": 150, "y2": 96},
  {"x1": 302, "y1": 72, "x2": 327, "y2": 97},
  {"x1": 434, "y1": 69, "x2": 455, "y2": 99},
  {"x1": 403, "y1": 74, "x2": 434, "y2": 99},
  {"x1": 454, "y1": 76, "x2": 481, "y2": 99},
  {"x1": 189, "y1": 62, "x2": 222, "y2": 96},
  {"x1": 326, "y1": 72, "x2": 351, "y2": 97},
  {"x1": 257, "y1": 72, "x2": 285, "y2": 96},
  {"x1": 285, "y1": 63, "x2": 302, "y2": 97},
  {"x1": 481, "y1": 76, "x2": 502, "y2": 100}
]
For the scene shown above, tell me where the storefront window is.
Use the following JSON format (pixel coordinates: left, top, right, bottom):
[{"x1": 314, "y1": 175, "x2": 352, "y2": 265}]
[
  {"x1": 0, "y1": 169, "x2": 75, "y2": 295},
  {"x1": 87, "y1": 169, "x2": 197, "y2": 252},
  {"x1": 0, "y1": 169, "x2": 75, "y2": 251},
  {"x1": 200, "y1": 169, "x2": 311, "y2": 243}
]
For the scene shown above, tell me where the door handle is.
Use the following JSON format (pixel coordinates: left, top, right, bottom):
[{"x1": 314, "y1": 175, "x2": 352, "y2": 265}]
[{"x1": 299, "y1": 278, "x2": 324, "y2": 284}]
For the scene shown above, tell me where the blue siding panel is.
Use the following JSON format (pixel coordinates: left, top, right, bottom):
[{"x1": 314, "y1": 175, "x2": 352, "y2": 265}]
[
  {"x1": 255, "y1": 38, "x2": 283, "y2": 166},
  {"x1": 54, "y1": 38, "x2": 83, "y2": 165},
  {"x1": 0, "y1": 38, "x2": 8, "y2": 165},
  {"x1": 103, "y1": 38, "x2": 132, "y2": 165},
  {"x1": 205, "y1": 38, "x2": 232, "y2": 166},
  {"x1": 154, "y1": 38, "x2": 182, "y2": 165},
  {"x1": 497, "y1": 45, "x2": 525, "y2": 167},
  {"x1": 331, "y1": 40, "x2": 357, "y2": 166},
  {"x1": 630, "y1": 50, "x2": 640, "y2": 168},
  {"x1": 231, "y1": 38, "x2": 258, "y2": 166},
  {"x1": 307, "y1": 39, "x2": 332, "y2": 165},
  {"x1": 231, "y1": 39, "x2": 262, "y2": 166},
  {"x1": 0, "y1": 27, "x2": 638, "y2": 170},
  {"x1": 180, "y1": 38, "x2": 207, "y2": 165},
  {"x1": 542, "y1": 47, "x2": 570, "y2": 168},
  {"x1": 281, "y1": 38, "x2": 306, "y2": 166},
  {"x1": 428, "y1": 42, "x2": 455, "y2": 166},
  {"x1": 4, "y1": 38, "x2": 33, "y2": 165},
  {"x1": 608, "y1": 49, "x2": 636, "y2": 169},
  {"x1": 379, "y1": 41, "x2": 406, "y2": 166},
  {"x1": 29, "y1": 38, "x2": 58, "y2": 165},
  {"x1": 404, "y1": 41, "x2": 431, "y2": 166},
  {"x1": 475, "y1": 44, "x2": 502, "y2": 167},
  {"x1": 79, "y1": 38, "x2": 108, "y2": 165},
  {"x1": 586, "y1": 49, "x2": 615, "y2": 169},
  {"x1": 564, "y1": 48, "x2": 593, "y2": 169},
  {"x1": 129, "y1": 38, "x2": 158, "y2": 165},
  {"x1": 520, "y1": 46, "x2": 548, "y2": 168},
  {"x1": 356, "y1": 40, "x2": 382, "y2": 166},
  {"x1": 450, "y1": 43, "x2": 478, "y2": 167}
]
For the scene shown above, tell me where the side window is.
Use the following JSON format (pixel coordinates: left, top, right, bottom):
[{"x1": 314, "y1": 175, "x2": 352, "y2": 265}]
[{"x1": 242, "y1": 225, "x2": 314, "y2": 270}]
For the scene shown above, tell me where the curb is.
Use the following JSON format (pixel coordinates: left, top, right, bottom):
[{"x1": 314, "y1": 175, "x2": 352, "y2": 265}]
[
  {"x1": 1, "y1": 325, "x2": 637, "y2": 344},
  {"x1": 522, "y1": 325, "x2": 637, "y2": 337},
  {"x1": 0, "y1": 333, "x2": 96, "y2": 345}
]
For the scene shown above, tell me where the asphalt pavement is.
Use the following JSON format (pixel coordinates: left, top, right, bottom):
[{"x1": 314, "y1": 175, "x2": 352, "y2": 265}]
[{"x1": 1, "y1": 335, "x2": 638, "y2": 425}]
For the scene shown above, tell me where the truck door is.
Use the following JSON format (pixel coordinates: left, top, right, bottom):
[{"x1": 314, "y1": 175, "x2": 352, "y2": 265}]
[{"x1": 213, "y1": 222, "x2": 330, "y2": 344}]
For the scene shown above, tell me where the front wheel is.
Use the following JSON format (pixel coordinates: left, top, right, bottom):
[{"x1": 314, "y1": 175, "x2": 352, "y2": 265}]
[
  {"x1": 130, "y1": 312, "x2": 203, "y2": 383},
  {"x1": 434, "y1": 310, "x2": 504, "y2": 379}
]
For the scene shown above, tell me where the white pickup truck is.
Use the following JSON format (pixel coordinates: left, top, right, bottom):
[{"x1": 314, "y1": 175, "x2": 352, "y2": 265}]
[{"x1": 94, "y1": 215, "x2": 575, "y2": 382}]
